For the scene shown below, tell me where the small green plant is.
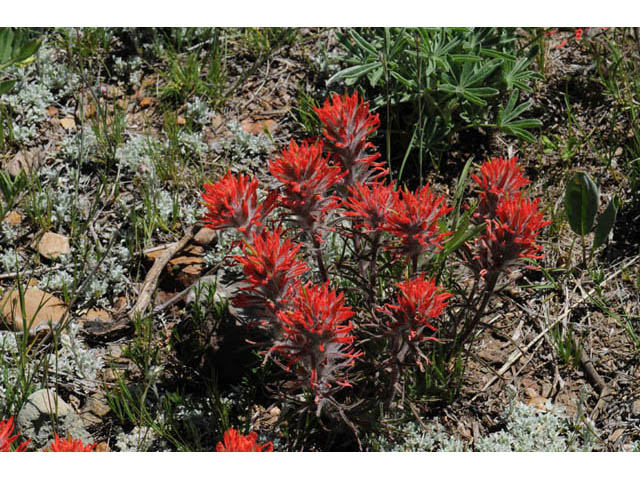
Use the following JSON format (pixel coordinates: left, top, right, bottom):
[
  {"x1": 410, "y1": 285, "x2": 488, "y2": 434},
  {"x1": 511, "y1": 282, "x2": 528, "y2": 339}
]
[{"x1": 564, "y1": 171, "x2": 619, "y2": 265}]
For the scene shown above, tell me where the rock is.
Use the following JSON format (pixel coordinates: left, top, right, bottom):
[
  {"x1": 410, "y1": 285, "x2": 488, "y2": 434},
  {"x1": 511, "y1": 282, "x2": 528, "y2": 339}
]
[
  {"x1": 37, "y1": 232, "x2": 71, "y2": 259},
  {"x1": 193, "y1": 227, "x2": 217, "y2": 245},
  {"x1": 0, "y1": 287, "x2": 68, "y2": 333},
  {"x1": 608, "y1": 427, "x2": 625, "y2": 444},
  {"x1": 2, "y1": 210, "x2": 22, "y2": 226},
  {"x1": 16, "y1": 389, "x2": 92, "y2": 448},
  {"x1": 60, "y1": 116, "x2": 76, "y2": 130},
  {"x1": 84, "y1": 393, "x2": 111, "y2": 417},
  {"x1": 80, "y1": 308, "x2": 110, "y2": 323},
  {"x1": 632, "y1": 399, "x2": 640, "y2": 416}
]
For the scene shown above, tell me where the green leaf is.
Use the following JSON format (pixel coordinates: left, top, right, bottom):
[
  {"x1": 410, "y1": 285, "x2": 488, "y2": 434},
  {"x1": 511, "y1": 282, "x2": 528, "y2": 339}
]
[
  {"x1": 0, "y1": 79, "x2": 15, "y2": 96},
  {"x1": 327, "y1": 61, "x2": 381, "y2": 86},
  {"x1": 592, "y1": 196, "x2": 619, "y2": 250},
  {"x1": 564, "y1": 172, "x2": 599, "y2": 236}
]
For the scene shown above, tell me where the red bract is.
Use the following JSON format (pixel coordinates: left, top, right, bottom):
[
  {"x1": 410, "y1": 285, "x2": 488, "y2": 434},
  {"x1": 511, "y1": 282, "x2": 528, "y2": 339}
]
[
  {"x1": 234, "y1": 228, "x2": 310, "y2": 320},
  {"x1": 472, "y1": 156, "x2": 529, "y2": 218},
  {"x1": 272, "y1": 282, "x2": 360, "y2": 400},
  {"x1": 0, "y1": 417, "x2": 30, "y2": 452},
  {"x1": 343, "y1": 181, "x2": 396, "y2": 234},
  {"x1": 383, "y1": 185, "x2": 452, "y2": 261},
  {"x1": 202, "y1": 170, "x2": 275, "y2": 237},
  {"x1": 314, "y1": 91, "x2": 386, "y2": 186},
  {"x1": 471, "y1": 195, "x2": 551, "y2": 280},
  {"x1": 43, "y1": 433, "x2": 96, "y2": 452},
  {"x1": 216, "y1": 428, "x2": 273, "y2": 452},
  {"x1": 380, "y1": 274, "x2": 452, "y2": 342},
  {"x1": 269, "y1": 139, "x2": 345, "y2": 236}
]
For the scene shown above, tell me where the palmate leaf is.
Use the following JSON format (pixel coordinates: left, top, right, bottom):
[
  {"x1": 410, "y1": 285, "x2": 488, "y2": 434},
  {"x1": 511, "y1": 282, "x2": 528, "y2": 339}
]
[
  {"x1": 497, "y1": 89, "x2": 542, "y2": 142},
  {"x1": 502, "y1": 56, "x2": 544, "y2": 92}
]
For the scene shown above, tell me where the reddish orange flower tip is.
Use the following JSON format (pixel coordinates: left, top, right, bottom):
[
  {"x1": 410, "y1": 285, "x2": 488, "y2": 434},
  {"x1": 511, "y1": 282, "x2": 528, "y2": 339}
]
[
  {"x1": 216, "y1": 428, "x2": 273, "y2": 452},
  {"x1": 0, "y1": 416, "x2": 31, "y2": 452},
  {"x1": 44, "y1": 433, "x2": 96, "y2": 452}
]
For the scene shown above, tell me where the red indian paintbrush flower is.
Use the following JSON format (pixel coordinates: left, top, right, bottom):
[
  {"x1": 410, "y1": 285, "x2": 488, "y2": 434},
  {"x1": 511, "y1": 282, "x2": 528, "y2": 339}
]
[
  {"x1": 216, "y1": 428, "x2": 273, "y2": 452},
  {"x1": 272, "y1": 282, "x2": 360, "y2": 400},
  {"x1": 380, "y1": 274, "x2": 452, "y2": 342},
  {"x1": 343, "y1": 181, "x2": 396, "y2": 234},
  {"x1": 233, "y1": 227, "x2": 310, "y2": 321},
  {"x1": 269, "y1": 139, "x2": 345, "y2": 237},
  {"x1": 470, "y1": 194, "x2": 551, "y2": 280},
  {"x1": 202, "y1": 170, "x2": 276, "y2": 238},
  {"x1": 0, "y1": 417, "x2": 30, "y2": 452},
  {"x1": 43, "y1": 433, "x2": 96, "y2": 452},
  {"x1": 383, "y1": 184, "x2": 452, "y2": 261},
  {"x1": 471, "y1": 156, "x2": 530, "y2": 218},
  {"x1": 314, "y1": 91, "x2": 386, "y2": 186}
]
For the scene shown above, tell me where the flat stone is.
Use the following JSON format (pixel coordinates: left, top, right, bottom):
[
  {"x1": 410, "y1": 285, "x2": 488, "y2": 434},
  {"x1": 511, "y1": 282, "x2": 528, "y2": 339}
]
[
  {"x1": 193, "y1": 227, "x2": 217, "y2": 245},
  {"x1": 17, "y1": 389, "x2": 92, "y2": 448},
  {"x1": 1, "y1": 287, "x2": 68, "y2": 333},
  {"x1": 37, "y1": 232, "x2": 71, "y2": 259},
  {"x1": 84, "y1": 393, "x2": 111, "y2": 417},
  {"x1": 632, "y1": 399, "x2": 640, "y2": 416},
  {"x1": 2, "y1": 210, "x2": 22, "y2": 226},
  {"x1": 4, "y1": 148, "x2": 44, "y2": 177}
]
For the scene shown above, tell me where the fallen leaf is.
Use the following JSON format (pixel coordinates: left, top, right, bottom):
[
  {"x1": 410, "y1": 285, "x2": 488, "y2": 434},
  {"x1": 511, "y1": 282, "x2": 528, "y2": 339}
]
[
  {"x1": 106, "y1": 85, "x2": 124, "y2": 98},
  {"x1": 177, "y1": 115, "x2": 186, "y2": 126},
  {"x1": 211, "y1": 114, "x2": 224, "y2": 130},
  {"x1": 139, "y1": 97, "x2": 153, "y2": 108},
  {"x1": 0, "y1": 288, "x2": 68, "y2": 333},
  {"x1": 37, "y1": 232, "x2": 71, "y2": 260},
  {"x1": 168, "y1": 255, "x2": 206, "y2": 267},
  {"x1": 81, "y1": 308, "x2": 110, "y2": 323},
  {"x1": 60, "y1": 116, "x2": 76, "y2": 130},
  {"x1": 46, "y1": 106, "x2": 59, "y2": 117},
  {"x1": 83, "y1": 102, "x2": 97, "y2": 119}
]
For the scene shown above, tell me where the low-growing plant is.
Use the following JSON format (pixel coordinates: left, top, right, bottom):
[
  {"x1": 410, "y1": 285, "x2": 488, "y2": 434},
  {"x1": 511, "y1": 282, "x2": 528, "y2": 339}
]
[
  {"x1": 199, "y1": 91, "x2": 551, "y2": 442},
  {"x1": 329, "y1": 28, "x2": 543, "y2": 178}
]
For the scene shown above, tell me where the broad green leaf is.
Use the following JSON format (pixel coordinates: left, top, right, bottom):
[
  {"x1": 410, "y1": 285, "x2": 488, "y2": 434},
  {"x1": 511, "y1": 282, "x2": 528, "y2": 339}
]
[
  {"x1": 564, "y1": 172, "x2": 599, "y2": 236},
  {"x1": 592, "y1": 196, "x2": 619, "y2": 250},
  {"x1": 0, "y1": 79, "x2": 15, "y2": 96}
]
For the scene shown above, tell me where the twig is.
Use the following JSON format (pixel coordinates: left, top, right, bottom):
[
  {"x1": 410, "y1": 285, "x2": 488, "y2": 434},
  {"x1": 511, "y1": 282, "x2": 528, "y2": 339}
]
[
  {"x1": 479, "y1": 253, "x2": 640, "y2": 392},
  {"x1": 128, "y1": 227, "x2": 195, "y2": 320}
]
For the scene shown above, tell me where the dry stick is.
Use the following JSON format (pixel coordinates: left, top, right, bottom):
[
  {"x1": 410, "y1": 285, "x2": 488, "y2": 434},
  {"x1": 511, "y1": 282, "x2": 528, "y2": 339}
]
[
  {"x1": 127, "y1": 226, "x2": 195, "y2": 321},
  {"x1": 480, "y1": 253, "x2": 640, "y2": 393}
]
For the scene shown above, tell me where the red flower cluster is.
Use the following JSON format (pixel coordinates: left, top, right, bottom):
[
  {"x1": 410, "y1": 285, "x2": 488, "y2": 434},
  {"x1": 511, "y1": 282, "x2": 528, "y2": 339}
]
[
  {"x1": 343, "y1": 181, "x2": 396, "y2": 234},
  {"x1": 314, "y1": 91, "x2": 386, "y2": 186},
  {"x1": 466, "y1": 157, "x2": 550, "y2": 280},
  {"x1": 44, "y1": 433, "x2": 96, "y2": 452},
  {"x1": 383, "y1": 185, "x2": 452, "y2": 261},
  {"x1": 0, "y1": 417, "x2": 30, "y2": 452},
  {"x1": 216, "y1": 428, "x2": 273, "y2": 452},
  {"x1": 269, "y1": 139, "x2": 345, "y2": 236},
  {"x1": 272, "y1": 282, "x2": 360, "y2": 399},
  {"x1": 472, "y1": 156, "x2": 529, "y2": 218},
  {"x1": 380, "y1": 274, "x2": 452, "y2": 342},
  {"x1": 234, "y1": 228, "x2": 310, "y2": 322},
  {"x1": 202, "y1": 170, "x2": 275, "y2": 237}
]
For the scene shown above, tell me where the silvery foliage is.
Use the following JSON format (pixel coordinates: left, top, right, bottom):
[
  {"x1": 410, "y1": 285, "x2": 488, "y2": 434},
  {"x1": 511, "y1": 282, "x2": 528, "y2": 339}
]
[
  {"x1": 60, "y1": 129, "x2": 100, "y2": 164},
  {"x1": 111, "y1": 54, "x2": 143, "y2": 84},
  {"x1": 0, "y1": 332, "x2": 20, "y2": 411},
  {"x1": 475, "y1": 402, "x2": 598, "y2": 452},
  {"x1": 220, "y1": 121, "x2": 272, "y2": 168},
  {"x1": 38, "y1": 240, "x2": 131, "y2": 308},
  {"x1": 46, "y1": 322, "x2": 104, "y2": 387},
  {"x1": 115, "y1": 133, "x2": 163, "y2": 176},
  {"x1": 0, "y1": 248, "x2": 22, "y2": 272},
  {"x1": 372, "y1": 402, "x2": 599, "y2": 452},
  {"x1": 0, "y1": 222, "x2": 19, "y2": 243},
  {"x1": 186, "y1": 96, "x2": 214, "y2": 126},
  {"x1": 4, "y1": 45, "x2": 80, "y2": 144},
  {"x1": 115, "y1": 425, "x2": 159, "y2": 452},
  {"x1": 175, "y1": 130, "x2": 210, "y2": 158},
  {"x1": 372, "y1": 419, "x2": 466, "y2": 452}
]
